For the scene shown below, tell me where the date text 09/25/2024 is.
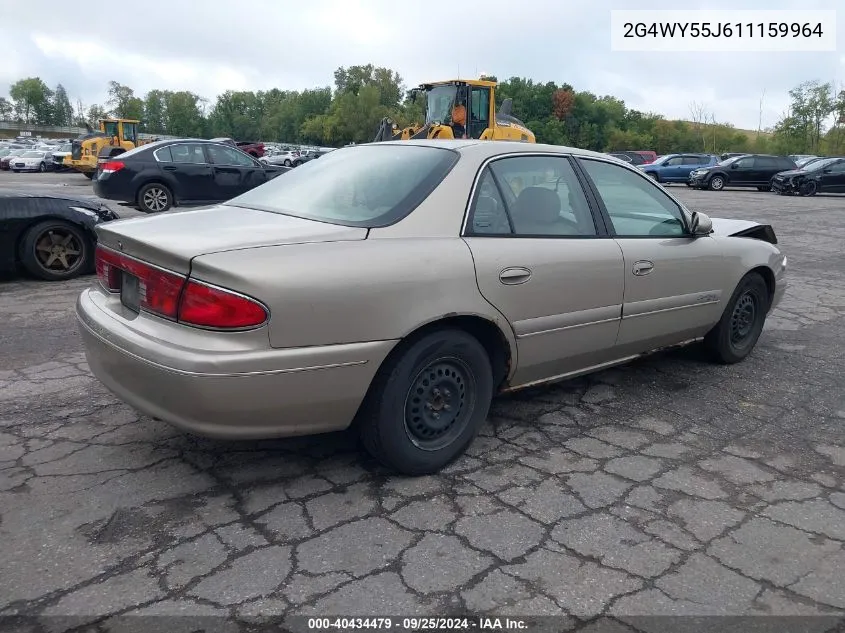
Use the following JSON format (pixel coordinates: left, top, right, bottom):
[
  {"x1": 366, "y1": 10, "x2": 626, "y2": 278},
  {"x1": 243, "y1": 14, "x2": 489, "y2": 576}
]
[{"x1": 307, "y1": 617, "x2": 529, "y2": 630}]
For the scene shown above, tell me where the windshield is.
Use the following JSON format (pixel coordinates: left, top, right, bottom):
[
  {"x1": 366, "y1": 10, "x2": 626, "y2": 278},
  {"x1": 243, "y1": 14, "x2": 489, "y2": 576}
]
[
  {"x1": 103, "y1": 121, "x2": 119, "y2": 137},
  {"x1": 426, "y1": 85, "x2": 458, "y2": 125},
  {"x1": 802, "y1": 158, "x2": 836, "y2": 171},
  {"x1": 21, "y1": 151, "x2": 43, "y2": 158},
  {"x1": 717, "y1": 155, "x2": 746, "y2": 166},
  {"x1": 226, "y1": 144, "x2": 459, "y2": 228}
]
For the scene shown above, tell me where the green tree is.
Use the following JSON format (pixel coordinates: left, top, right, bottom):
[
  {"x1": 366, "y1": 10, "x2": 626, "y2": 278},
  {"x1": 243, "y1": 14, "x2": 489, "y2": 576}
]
[
  {"x1": 9, "y1": 77, "x2": 53, "y2": 124},
  {"x1": 51, "y1": 84, "x2": 74, "y2": 126},
  {"x1": 85, "y1": 104, "x2": 109, "y2": 128},
  {"x1": 164, "y1": 91, "x2": 206, "y2": 137},
  {"x1": 0, "y1": 97, "x2": 13, "y2": 120},
  {"x1": 106, "y1": 81, "x2": 144, "y2": 120},
  {"x1": 143, "y1": 89, "x2": 170, "y2": 133},
  {"x1": 333, "y1": 64, "x2": 403, "y2": 108}
]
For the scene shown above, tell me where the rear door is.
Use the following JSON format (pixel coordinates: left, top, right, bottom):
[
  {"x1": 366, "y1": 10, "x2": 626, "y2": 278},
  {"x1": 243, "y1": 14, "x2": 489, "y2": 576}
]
[
  {"x1": 753, "y1": 156, "x2": 781, "y2": 185},
  {"x1": 575, "y1": 157, "x2": 727, "y2": 354},
  {"x1": 205, "y1": 143, "x2": 267, "y2": 200},
  {"x1": 462, "y1": 153, "x2": 625, "y2": 386},
  {"x1": 158, "y1": 143, "x2": 215, "y2": 201}
]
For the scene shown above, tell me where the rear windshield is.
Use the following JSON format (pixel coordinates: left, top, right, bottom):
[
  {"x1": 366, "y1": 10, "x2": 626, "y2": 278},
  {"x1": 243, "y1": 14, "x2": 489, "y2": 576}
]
[{"x1": 226, "y1": 144, "x2": 459, "y2": 228}]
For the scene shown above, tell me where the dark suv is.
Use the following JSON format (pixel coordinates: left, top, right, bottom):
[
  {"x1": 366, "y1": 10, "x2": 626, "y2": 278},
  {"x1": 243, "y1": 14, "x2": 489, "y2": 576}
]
[{"x1": 689, "y1": 154, "x2": 797, "y2": 191}]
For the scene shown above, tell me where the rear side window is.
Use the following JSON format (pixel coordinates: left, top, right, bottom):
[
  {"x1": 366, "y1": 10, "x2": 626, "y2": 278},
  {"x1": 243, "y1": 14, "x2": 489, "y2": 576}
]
[
  {"x1": 153, "y1": 146, "x2": 172, "y2": 162},
  {"x1": 755, "y1": 157, "x2": 778, "y2": 169},
  {"x1": 682, "y1": 156, "x2": 702, "y2": 165},
  {"x1": 226, "y1": 145, "x2": 459, "y2": 228},
  {"x1": 170, "y1": 144, "x2": 206, "y2": 164},
  {"x1": 781, "y1": 157, "x2": 797, "y2": 169}
]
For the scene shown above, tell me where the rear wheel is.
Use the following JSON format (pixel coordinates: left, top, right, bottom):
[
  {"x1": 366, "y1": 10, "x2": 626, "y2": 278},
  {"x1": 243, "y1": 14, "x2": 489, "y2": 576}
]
[
  {"x1": 703, "y1": 272, "x2": 769, "y2": 364},
  {"x1": 138, "y1": 183, "x2": 173, "y2": 213},
  {"x1": 709, "y1": 175, "x2": 725, "y2": 191},
  {"x1": 358, "y1": 328, "x2": 493, "y2": 475},
  {"x1": 19, "y1": 220, "x2": 92, "y2": 281}
]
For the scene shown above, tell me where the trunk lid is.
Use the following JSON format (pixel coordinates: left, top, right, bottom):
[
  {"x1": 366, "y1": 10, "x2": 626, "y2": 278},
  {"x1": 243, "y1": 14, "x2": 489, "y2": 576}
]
[{"x1": 95, "y1": 204, "x2": 368, "y2": 274}]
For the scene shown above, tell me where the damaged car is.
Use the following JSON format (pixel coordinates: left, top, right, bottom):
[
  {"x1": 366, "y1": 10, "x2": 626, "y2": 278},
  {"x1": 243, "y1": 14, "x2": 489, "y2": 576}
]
[
  {"x1": 771, "y1": 156, "x2": 845, "y2": 196},
  {"x1": 76, "y1": 141, "x2": 787, "y2": 475}
]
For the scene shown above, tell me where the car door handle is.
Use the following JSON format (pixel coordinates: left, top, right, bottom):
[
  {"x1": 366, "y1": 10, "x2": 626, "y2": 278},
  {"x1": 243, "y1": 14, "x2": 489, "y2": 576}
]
[
  {"x1": 499, "y1": 267, "x2": 532, "y2": 285},
  {"x1": 632, "y1": 260, "x2": 654, "y2": 276},
  {"x1": 162, "y1": 166, "x2": 177, "y2": 171}
]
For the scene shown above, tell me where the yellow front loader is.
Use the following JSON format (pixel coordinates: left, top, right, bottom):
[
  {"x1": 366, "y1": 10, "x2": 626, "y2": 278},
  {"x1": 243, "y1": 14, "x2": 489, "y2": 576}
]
[
  {"x1": 65, "y1": 119, "x2": 149, "y2": 179},
  {"x1": 373, "y1": 78, "x2": 535, "y2": 143}
]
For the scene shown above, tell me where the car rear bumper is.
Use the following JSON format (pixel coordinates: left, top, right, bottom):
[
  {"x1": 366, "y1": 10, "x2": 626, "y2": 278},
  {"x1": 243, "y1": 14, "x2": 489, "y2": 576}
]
[{"x1": 76, "y1": 287, "x2": 396, "y2": 439}]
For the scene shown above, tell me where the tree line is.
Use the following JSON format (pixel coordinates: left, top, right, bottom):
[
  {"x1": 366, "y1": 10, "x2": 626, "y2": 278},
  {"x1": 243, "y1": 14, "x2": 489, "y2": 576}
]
[{"x1": 2, "y1": 66, "x2": 844, "y2": 155}]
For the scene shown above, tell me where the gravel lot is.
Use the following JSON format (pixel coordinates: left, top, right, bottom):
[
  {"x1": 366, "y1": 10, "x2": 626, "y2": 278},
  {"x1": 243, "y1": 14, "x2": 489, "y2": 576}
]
[{"x1": 1, "y1": 171, "x2": 845, "y2": 630}]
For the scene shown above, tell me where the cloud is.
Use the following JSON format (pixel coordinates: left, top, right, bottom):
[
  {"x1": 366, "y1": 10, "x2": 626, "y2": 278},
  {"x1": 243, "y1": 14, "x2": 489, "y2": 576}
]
[{"x1": 1, "y1": 0, "x2": 842, "y2": 130}]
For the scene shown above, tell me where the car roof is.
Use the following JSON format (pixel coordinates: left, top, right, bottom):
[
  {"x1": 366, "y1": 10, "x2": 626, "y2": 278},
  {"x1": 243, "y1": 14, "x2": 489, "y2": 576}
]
[{"x1": 368, "y1": 139, "x2": 614, "y2": 161}]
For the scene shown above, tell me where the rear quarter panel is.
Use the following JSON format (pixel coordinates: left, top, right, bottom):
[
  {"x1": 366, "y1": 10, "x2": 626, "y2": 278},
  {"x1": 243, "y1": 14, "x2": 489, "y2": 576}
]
[{"x1": 187, "y1": 237, "x2": 516, "y2": 352}]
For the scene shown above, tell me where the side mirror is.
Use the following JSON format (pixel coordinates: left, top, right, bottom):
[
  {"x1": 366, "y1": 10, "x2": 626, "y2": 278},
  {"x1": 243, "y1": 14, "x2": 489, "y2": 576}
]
[
  {"x1": 690, "y1": 211, "x2": 713, "y2": 236},
  {"x1": 730, "y1": 163, "x2": 739, "y2": 169}
]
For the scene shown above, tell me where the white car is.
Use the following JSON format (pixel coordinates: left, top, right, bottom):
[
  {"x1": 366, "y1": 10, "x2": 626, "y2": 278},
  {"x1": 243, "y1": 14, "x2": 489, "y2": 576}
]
[{"x1": 10, "y1": 151, "x2": 52, "y2": 173}]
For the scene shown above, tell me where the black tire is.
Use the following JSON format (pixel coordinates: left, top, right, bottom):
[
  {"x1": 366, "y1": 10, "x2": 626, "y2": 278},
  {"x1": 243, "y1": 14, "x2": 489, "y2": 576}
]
[
  {"x1": 800, "y1": 181, "x2": 818, "y2": 197},
  {"x1": 647, "y1": 172, "x2": 659, "y2": 182},
  {"x1": 709, "y1": 175, "x2": 726, "y2": 191},
  {"x1": 19, "y1": 220, "x2": 92, "y2": 281},
  {"x1": 703, "y1": 272, "x2": 769, "y2": 364},
  {"x1": 137, "y1": 182, "x2": 173, "y2": 213},
  {"x1": 283, "y1": 159, "x2": 292, "y2": 167},
  {"x1": 39, "y1": 162, "x2": 46, "y2": 173},
  {"x1": 358, "y1": 328, "x2": 493, "y2": 475}
]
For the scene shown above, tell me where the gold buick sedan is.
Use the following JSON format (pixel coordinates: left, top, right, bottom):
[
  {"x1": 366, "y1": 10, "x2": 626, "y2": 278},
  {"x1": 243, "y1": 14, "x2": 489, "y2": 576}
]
[{"x1": 77, "y1": 140, "x2": 787, "y2": 475}]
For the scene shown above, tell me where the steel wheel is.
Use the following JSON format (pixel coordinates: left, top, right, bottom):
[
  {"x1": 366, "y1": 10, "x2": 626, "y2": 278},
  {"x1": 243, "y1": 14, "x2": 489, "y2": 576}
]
[
  {"x1": 403, "y1": 357, "x2": 476, "y2": 451},
  {"x1": 729, "y1": 292, "x2": 757, "y2": 347}
]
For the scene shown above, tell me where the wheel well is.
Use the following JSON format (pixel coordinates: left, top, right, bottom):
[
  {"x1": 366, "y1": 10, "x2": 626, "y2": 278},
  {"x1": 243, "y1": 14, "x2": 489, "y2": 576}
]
[
  {"x1": 394, "y1": 316, "x2": 512, "y2": 389},
  {"x1": 136, "y1": 180, "x2": 172, "y2": 203},
  {"x1": 749, "y1": 266, "x2": 776, "y2": 307}
]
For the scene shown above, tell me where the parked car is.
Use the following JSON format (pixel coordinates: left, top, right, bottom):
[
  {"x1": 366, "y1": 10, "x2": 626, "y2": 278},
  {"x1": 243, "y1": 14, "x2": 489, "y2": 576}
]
[
  {"x1": 51, "y1": 143, "x2": 72, "y2": 170},
  {"x1": 0, "y1": 148, "x2": 27, "y2": 170},
  {"x1": 771, "y1": 156, "x2": 845, "y2": 196},
  {"x1": 92, "y1": 139, "x2": 290, "y2": 213},
  {"x1": 77, "y1": 140, "x2": 786, "y2": 475},
  {"x1": 630, "y1": 150, "x2": 658, "y2": 164},
  {"x1": 607, "y1": 152, "x2": 647, "y2": 166},
  {"x1": 639, "y1": 153, "x2": 719, "y2": 183},
  {"x1": 0, "y1": 192, "x2": 119, "y2": 281},
  {"x1": 262, "y1": 150, "x2": 300, "y2": 167},
  {"x1": 210, "y1": 138, "x2": 266, "y2": 158},
  {"x1": 794, "y1": 156, "x2": 823, "y2": 169},
  {"x1": 9, "y1": 150, "x2": 53, "y2": 173},
  {"x1": 688, "y1": 154, "x2": 797, "y2": 191}
]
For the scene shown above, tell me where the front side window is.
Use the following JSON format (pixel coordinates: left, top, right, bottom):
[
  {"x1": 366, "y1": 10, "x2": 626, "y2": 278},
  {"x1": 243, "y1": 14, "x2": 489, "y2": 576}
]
[
  {"x1": 207, "y1": 144, "x2": 255, "y2": 166},
  {"x1": 682, "y1": 156, "x2": 703, "y2": 165},
  {"x1": 663, "y1": 156, "x2": 683, "y2": 166},
  {"x1": 825, "y1": 160, "x2": 845, "y2": 173},
  {"x1": 733, "y1": 157, "x2": 754, "y2": 169},
  {"x1": 226, "y1": 145, "x2": 458, "y2": 228},
  {"x1": 579, "y1": 158, "x2": 687, "y2": 237}
]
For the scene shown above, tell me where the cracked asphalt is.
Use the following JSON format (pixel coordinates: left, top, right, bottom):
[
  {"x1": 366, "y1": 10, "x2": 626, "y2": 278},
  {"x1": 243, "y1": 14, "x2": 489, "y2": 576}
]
[{"x1": 1, "y1": 173, "x2": 845, "y2": 631}]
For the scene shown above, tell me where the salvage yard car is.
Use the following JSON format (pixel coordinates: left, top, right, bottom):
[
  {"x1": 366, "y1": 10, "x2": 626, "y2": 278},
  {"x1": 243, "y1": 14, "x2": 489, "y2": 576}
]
[
  {"x1": 688, "y1": 154, "x2": 796, "y2": 191},
  {"x1": 9, "y1": 150, "x2": 53, "y2": 173},
  {"x1": 770, "y1": 156, "x2": 845, "y2": 196},
  {"x1": 0, "y1": 192, "x2": 119, "y2": 281},
  {"x1": 93, "y1": 139, "x2": 289, "y2": 213},
  {"x1": 76, "y1": 140, "x2": 787, "y2": 475}
]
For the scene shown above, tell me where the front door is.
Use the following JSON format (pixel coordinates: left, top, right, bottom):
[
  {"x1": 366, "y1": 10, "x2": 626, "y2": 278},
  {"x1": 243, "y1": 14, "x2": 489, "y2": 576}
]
[
  {"x1": 204, "y1": 143, "x2": 266, "y2": 201},
  {"x1": 462, "y1": 154, "x2": 625, "y2": 387},
  {"x1": 728, "y1": 155, "x2": 756, "y2": 185},
  {"x1": 659, "y1": 155, "x2": 685, "y2": 181},
  {"x1": 576, "y1": 157, "x2": 727, "y2": 354},
  {"x1": 819, "y1": 158, "x2": 845, "y2": 192}
]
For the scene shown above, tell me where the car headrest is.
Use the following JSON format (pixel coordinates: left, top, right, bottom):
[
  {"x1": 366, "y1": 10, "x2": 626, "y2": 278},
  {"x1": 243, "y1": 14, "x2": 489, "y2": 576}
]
[{"x1": 513, "y1": 187, "x2": 561, "y2": 223}]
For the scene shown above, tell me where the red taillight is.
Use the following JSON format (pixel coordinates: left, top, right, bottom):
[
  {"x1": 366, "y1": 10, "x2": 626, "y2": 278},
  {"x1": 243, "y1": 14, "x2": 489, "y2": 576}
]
[
  {"x1": 100, "y1": 160, "x2": 125, "y2": 173},
  {"x1": 94, "y1": 245, "x2": 267, "y2": 329},
  {"x1": 95, "y1": 245, "x2": 122, "y2": 291},
  {"x1": 178, "y1": 280, "x2": 268, "y2": 329}
]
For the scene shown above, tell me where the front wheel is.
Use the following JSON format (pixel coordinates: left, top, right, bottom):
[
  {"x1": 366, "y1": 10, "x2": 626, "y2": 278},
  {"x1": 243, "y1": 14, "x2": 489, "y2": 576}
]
[
  {"x1": 137, "y1": 183, "x2": 173, "y2": 213},
  {"x1": 358, "y1": 328, "x2": 493, "y2": 475},
  {"x1": 647, "y1": 172, "x2": 659, "y2": 182},
  {"x1": 703, "y1": 272, "x2": 769, "y2": 364},
  {"x1": 19, "y1": 220, "x2": 92, "y2": 281},
  {"x1": 283, "y1": 159, "x2": 292, "y2": 167},
  {"x1": 800, "y1": 181, "x2": 818, "y2": 196},
  {"x1": 39, "y1": 162, "x2": 47, "y2": 173},
  {"x1": 709, "y1": 175, "x2": 725, "y2": 191}
]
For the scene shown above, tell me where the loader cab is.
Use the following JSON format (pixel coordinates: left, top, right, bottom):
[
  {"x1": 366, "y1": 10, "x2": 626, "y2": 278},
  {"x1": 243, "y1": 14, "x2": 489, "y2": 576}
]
[
  {"x1": 422, "y1": 80, "x2": 494, "y2": 140},
  {"x1": 99, "y1": 119, "x2": 138, "y2": 145}
]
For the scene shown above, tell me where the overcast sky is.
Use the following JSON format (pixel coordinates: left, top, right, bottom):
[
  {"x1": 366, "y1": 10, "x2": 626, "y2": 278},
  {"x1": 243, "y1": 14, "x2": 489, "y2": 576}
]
[{"x1": 2, "y1": 0, "x2": 843, "y2": 130}]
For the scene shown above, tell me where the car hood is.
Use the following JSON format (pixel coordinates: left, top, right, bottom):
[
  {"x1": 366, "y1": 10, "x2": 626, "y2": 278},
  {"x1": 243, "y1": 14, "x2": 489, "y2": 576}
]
[
  {"x1": 95, "y1": 203, "x2": 369, "y2": 274},
  {"x1": 775, "y1": 169, "x2": 809, "y2": 178}
]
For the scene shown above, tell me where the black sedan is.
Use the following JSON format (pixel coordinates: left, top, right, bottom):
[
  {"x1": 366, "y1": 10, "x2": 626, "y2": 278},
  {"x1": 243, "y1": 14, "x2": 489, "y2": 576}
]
[
  {"x1": 771, "y1": 156, "x2": 845, "y2": 196},
  {"x1": 0, "y1": 192, "x2": 119, "y2": 281},
  {"x1": 93, "y1": 139, "x2": 290, "y2": 213}
]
